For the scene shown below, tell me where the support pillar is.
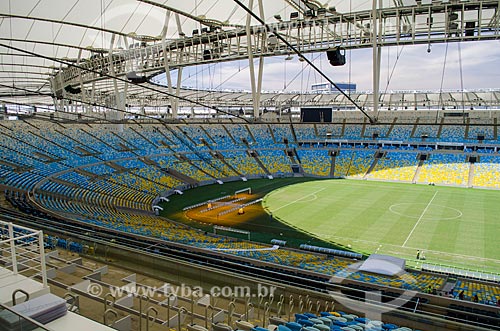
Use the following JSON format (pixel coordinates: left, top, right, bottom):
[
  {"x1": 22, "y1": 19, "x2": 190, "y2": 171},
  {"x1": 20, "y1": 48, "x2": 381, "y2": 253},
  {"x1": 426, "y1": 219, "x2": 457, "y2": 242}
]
[
  {"x1": 372, "y1": 0, "x2": 382, "y2": 119},
  {"x1": 246, "y1": 0, "x2": 266, "y2": 119},
  {"x1": 109, "y1": 33, "x2": 126, "y2": 130}
]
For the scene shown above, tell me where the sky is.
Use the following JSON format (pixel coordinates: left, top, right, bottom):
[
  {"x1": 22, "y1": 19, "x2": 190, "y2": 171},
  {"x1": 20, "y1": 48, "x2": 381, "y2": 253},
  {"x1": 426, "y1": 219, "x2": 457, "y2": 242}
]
[{"x1": 166, "y1": 40, "x2": 500, "y2": 93}]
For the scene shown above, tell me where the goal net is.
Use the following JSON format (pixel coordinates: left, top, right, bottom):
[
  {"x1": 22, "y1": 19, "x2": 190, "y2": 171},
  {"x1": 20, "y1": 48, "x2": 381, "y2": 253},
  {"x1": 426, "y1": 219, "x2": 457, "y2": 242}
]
[
  {"x1": 214, "y1": 225, "x2": 250, "y2": 240},
  {"x1": 234, "y1": 187, "x2": 251, "y2": 198}
]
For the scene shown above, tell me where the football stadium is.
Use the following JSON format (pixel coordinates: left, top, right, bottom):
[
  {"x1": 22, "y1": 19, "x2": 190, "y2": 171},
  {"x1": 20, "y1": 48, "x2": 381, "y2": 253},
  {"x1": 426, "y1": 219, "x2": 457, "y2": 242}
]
[{"x1": 0, "y1": 1, "x2": 499, "y2": 330}]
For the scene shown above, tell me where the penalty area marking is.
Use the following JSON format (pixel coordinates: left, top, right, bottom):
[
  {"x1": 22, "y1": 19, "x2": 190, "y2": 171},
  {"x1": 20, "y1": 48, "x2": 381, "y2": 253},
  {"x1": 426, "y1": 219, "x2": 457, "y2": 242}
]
[
  {"x1": 402, "y1": 191, "x2": 438, "y2": 247},
  {"x1": 270, "y1": 187, "x2": 326, "y2": 213},
  {"x1": 299, "y1": 194, "x2": 318, "y2": 203}
]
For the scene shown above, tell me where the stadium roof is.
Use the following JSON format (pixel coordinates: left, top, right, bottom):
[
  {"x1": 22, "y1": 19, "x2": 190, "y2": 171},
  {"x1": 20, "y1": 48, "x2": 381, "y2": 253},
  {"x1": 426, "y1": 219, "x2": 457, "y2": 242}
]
[{"x1": 1, "y1": 0, "x2": 500, "y2": 115}]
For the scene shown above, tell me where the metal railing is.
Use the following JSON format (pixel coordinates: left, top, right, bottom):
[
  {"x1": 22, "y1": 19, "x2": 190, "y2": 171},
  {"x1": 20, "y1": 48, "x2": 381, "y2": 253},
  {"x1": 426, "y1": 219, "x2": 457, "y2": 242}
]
[{"x1": 0, "y1": 220, "x2": 48, "y2": 288}]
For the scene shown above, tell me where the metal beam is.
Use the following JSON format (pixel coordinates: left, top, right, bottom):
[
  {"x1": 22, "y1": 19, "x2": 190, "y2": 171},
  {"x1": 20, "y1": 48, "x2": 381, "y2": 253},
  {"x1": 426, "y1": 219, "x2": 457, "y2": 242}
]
[
  {"x1": 0, "y1": 42, "x2": 250, "y2": 122},
  {"x1": 51, "y1": 0, "x2": 500, "y2": 94},
  {"x1": 233, "y1": 0, "x2": 374, "y2": 122}
]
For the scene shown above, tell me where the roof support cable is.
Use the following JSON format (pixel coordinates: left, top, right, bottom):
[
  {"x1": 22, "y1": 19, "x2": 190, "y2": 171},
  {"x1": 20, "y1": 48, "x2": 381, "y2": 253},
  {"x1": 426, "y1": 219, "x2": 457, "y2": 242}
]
[
  {"x1": 0, "y1": 42, "x2": 251, "y2": 123},
  {"x1": 0, "y1": 85, "x2": 155, "y2": 126},
  {"x1": 437, "y1": 41, "x2": 449, "y2": 123},
  {"x1": 232, "y1": 0, "x2": 375, "y2": 123},
  {"x1": 381, "y1": 45, "x2": 405, "y2": 100}
]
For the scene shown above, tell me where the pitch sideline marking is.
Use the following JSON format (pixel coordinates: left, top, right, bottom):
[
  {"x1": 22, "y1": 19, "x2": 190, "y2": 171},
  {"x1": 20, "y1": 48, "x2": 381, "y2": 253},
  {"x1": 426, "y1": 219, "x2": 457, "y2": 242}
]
[
  {"x1": 210, "y1": 245, "x2": 280, "y2": 252},
  {"x1": 402, "y1": 191, "x2": 438, "y2": 247},
  {"x1": 318, "y1": 233, "x2": 500, "y2": 264},
  {"x1": 271, "y1": 187, "x2": 326, "y2": 213}
]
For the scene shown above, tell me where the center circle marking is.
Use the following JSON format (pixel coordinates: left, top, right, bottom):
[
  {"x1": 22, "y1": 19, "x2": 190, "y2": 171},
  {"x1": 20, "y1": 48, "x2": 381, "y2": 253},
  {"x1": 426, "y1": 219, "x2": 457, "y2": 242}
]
[{"x1": 389, "y1": 203, "x2": 462, "y2": 220}]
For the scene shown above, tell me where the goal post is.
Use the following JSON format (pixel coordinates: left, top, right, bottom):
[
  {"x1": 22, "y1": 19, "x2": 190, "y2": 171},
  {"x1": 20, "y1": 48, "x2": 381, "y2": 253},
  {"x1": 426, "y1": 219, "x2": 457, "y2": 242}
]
[
  {"x1": 234, "y1": 187, "x2": 251, "y2": 198},
  {"x1": 213, "y1": 225, "x2": 250, "y2": 240}
]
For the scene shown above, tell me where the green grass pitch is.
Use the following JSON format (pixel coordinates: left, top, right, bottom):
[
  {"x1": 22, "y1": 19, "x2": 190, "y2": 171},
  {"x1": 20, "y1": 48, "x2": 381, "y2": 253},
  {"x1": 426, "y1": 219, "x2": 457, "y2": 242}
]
[{"x1": 262, "y1": 179, "x2": 500, "y2": 274}]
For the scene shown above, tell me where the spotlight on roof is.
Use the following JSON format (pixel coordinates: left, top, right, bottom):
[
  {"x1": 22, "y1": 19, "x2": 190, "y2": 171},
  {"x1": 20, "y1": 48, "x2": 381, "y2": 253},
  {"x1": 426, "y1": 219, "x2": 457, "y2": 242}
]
[
  {"x1": 449, "y1": 12, "x2": 459, "y2": 21},
  {"x1": 64, "y1": 85, "x2": 82, "y2": 94},
  {"x1": 126, "y1": 71, "x2": 148, "y2": 84},
  {"x1": 304, "y1": 10, "x2": 315, "y2": 18},
  {"x1": 285, "y1": 54, "x2": 293, "y2": 61},
  {"x1": 326, "y1": 47, "x2": 346, "y2": 66},
  {"x1": 274, "y1": 14, "x2": 282, "y2": 21},
  {"x1": 268, "y1": 35, "x2": 278, "y2": 47}
]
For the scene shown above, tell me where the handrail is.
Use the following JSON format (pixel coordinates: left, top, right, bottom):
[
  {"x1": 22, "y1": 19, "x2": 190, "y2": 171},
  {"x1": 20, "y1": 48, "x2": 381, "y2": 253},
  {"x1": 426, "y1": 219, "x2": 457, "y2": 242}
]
[
  {"x1": 11, "y1": 289, "x2": 29, "y2": 306},
  {"x1": 205, "y1": 304, "x2": 214, "y2": 329},
  {"x1": 262, "y1": 302, "x2": 270, "y2": 328},
  {"x1": 244, "y1": 294, "x2": 251, "y2": 321},
  {"x1": 139, "y1": 295, "x2": 150, "y2": 331},
  {"x1": 288, "y1": 295, "x2": 294, "y2": 321},
  {"x1": 178, "y1": 307, "x2": 187, "y2": 331},
  {"x1": 413, "y1": 297, "x2": 420, "y2": 313},
  {"x1": 146, "y1": 306, "x2": 159, "y2": 331},
  {"x1": 227, "y1": 301, "x2": 236, "y2": 329},
  {"x1": 103, "y1": 308, "x2": 118, "y2": 326}
]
